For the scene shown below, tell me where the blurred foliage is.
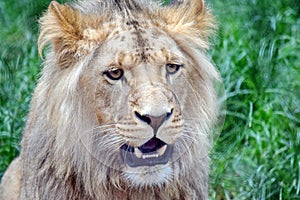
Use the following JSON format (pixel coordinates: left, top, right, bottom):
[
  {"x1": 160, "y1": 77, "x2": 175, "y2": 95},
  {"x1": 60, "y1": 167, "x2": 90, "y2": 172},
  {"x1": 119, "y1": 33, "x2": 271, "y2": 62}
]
[
  {"x1": 209, "y1": 0, "x2": 300, "y2": 199},
  {"x1": 0, "y1": 0, "x2": 299, "y2": 199}
]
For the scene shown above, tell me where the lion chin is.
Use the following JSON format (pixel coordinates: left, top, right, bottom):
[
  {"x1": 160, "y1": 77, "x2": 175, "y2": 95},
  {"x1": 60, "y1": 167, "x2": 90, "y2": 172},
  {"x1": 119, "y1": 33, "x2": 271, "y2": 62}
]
[
  {"x1": 0, "y1": 0, "x2": 221, "y2": 199},
  {"x1": 122, "y1": 165, "x2": 173, "y2": 187}
]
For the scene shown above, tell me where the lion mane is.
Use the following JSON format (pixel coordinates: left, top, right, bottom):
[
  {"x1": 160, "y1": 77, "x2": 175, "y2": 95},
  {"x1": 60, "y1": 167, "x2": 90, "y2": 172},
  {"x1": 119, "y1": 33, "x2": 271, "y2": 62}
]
[{"x1": 0, "y1": 0, "x2": 220, "y2": 199}]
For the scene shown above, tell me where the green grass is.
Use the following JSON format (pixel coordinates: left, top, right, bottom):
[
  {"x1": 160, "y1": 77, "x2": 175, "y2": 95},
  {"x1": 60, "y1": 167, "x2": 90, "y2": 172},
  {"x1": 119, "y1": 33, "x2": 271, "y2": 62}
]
[
  {"x1": 0, "y1": 0, "x2": 40, "y2": 177},
  {"x1": 0, "y1": 0, "x2": 299, "y2": 199},
  {"x1": 209, "y1": 0, "x2": 300, "y2": 199}
]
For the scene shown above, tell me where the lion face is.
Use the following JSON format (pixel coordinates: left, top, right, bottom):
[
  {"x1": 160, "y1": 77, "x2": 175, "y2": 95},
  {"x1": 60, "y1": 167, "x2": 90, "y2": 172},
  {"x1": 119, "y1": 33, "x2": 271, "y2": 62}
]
[
  {"x1": 37, "y1": 0, "x2": 219, "y2": 189},
  {"x1": 80, "y1": 25, "x2": 187, "y2": 185},
  {"x1": 74, "y1": 23, "x2": 214, "y2": 186}
]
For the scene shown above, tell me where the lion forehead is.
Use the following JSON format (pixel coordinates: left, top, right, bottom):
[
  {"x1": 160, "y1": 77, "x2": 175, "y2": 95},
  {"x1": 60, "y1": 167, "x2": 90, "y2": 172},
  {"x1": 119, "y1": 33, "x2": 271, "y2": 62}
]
[{"x1": 96, "y1": 22, "x2": 183, "y2": 68}]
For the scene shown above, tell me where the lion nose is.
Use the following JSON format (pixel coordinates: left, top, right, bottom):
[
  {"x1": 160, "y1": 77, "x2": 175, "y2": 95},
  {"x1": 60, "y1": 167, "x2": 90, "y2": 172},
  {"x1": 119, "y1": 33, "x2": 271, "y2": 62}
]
[{"x1": 134, "y1": 109, "x2": 173, "y2": 133}]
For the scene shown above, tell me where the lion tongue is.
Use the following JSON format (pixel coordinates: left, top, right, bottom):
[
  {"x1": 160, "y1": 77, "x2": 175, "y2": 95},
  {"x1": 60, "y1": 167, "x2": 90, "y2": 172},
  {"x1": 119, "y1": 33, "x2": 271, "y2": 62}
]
[{"x1": 138, "y1": 137, "x2": 164, "y2": 154}]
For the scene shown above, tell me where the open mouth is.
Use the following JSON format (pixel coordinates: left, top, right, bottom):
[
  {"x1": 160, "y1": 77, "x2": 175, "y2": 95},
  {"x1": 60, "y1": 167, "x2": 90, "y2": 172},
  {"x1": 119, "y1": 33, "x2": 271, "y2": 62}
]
[{"x1": 120, "y1": 137, "x2": 173, "y2": 167}]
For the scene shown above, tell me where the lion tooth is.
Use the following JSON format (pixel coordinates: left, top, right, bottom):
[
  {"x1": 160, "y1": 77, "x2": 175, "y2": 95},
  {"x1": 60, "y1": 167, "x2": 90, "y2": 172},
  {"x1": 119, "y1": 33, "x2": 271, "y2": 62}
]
[
  {"x1": 142, "y1": 154, "x2": 159, "y2": 159},
  {"x1": 134, "y1": 147, "x2": 143, "y2": 158},
  {"x1": 157, "y1": 145, "x2": 167, "y2": 156}
]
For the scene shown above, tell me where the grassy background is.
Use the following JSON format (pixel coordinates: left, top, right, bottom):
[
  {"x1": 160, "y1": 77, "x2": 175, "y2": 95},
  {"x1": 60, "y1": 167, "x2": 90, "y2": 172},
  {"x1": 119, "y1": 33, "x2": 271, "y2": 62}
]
[{"x1": 0, "y1": 0, "x2": 299, "y2": 199}]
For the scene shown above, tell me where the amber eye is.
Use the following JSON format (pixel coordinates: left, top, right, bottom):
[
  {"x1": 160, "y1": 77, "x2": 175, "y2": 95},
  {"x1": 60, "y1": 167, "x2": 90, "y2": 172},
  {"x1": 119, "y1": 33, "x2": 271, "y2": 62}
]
[
  {"x1": 104, "y1": 67, "x2": 124, "y2": 80},
  {"x1": 166, "y1": 63, "x2": 182, "y2": 75}
]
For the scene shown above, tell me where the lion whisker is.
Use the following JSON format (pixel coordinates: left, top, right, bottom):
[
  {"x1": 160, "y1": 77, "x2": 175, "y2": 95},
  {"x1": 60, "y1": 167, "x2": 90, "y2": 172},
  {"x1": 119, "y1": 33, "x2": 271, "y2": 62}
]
[
  {"x1": 183, "y1": 126, "x2": 207, "y2": 135},
  {"x1": 175, "y1": 137, "x2": 193, "y2": 162},
  {"x1": 180, "y1": 132, "x2": 198, "y2": 144},
  {"x1": 93, "y1": 124, "x2": 117, "y2": 131},
  {"x1": 92, "y1": 129, "x2": 118, "y2": 136}
]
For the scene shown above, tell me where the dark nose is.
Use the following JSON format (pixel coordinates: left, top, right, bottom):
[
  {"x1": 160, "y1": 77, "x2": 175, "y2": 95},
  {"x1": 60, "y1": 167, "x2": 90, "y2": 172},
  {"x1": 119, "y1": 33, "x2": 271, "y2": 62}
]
[{"x1": 134, "y1": 109, "x2": 173, "y2": 133}]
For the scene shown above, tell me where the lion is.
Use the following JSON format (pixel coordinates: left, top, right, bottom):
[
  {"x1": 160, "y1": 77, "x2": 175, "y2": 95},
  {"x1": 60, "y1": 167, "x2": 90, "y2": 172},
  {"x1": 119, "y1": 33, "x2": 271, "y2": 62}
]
[{"x1": 0, "y1": 0, "x2": 221, "y2": 199}]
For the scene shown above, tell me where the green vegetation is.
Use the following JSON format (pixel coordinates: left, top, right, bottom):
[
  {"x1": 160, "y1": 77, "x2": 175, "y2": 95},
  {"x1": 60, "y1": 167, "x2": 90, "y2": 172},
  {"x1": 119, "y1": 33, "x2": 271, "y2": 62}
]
[
  {"x1": 209, "y1": 0, "x2": 300, "y2": 199},
  {"x1": 0, "y1": 0, "x2": 299, "y2": 199}
]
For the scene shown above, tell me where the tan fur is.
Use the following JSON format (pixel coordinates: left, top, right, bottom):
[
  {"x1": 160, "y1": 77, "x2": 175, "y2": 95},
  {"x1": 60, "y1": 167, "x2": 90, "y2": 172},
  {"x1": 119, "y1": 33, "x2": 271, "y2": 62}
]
[
  {"x1": 0, "y1": 158, "x2": 21, "y2": 200},
  {"x1": 0, "y1": 0, "x2": 219, "y2": 199}
]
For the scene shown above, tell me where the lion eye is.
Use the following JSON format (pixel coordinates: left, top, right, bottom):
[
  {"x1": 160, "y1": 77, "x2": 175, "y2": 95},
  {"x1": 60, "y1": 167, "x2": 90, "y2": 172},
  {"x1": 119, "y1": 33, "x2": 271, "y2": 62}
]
[
  {"x1": 166, "y1": 63, "x2": 182, "y2": 75},
  {"x1": 104, "y1": 68, "x2": 124, "y2": 80}
]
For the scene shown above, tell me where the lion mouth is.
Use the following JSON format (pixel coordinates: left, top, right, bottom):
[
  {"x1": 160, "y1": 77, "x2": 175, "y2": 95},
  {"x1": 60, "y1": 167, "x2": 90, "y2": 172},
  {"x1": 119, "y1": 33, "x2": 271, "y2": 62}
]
[{"x1": 120, "y1": 137, "x2": 173, "y2": 167}]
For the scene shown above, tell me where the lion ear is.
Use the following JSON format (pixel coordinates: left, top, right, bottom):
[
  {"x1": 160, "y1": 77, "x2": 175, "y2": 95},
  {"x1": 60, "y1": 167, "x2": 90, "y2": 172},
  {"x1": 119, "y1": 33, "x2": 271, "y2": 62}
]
[
  {"x1": 159, "y1": 0, "x2": 216, "y2": 49},
  {"x1": 38, "y1": 1, "x2": 106, "y2": 68}
]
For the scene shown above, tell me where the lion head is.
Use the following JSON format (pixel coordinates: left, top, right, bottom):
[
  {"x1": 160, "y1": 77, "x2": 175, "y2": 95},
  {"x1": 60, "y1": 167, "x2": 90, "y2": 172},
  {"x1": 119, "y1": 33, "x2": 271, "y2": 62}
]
[{"x1": 19, "y1": 0, "x2": 221, "y2": 198}]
